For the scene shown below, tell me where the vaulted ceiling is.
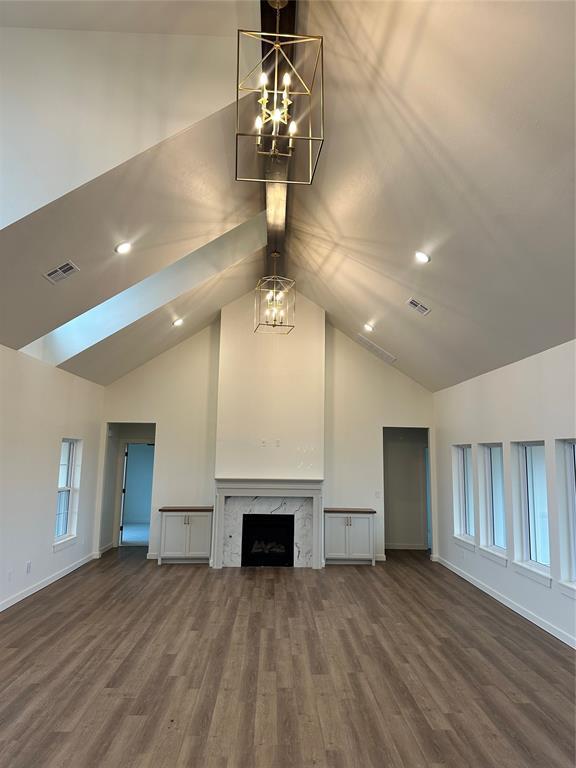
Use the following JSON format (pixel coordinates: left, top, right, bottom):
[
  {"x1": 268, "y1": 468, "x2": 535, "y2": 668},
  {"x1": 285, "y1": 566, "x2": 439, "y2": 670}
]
[{"x1": 1, "y1": 0, "x2": 574, "y2": 390}]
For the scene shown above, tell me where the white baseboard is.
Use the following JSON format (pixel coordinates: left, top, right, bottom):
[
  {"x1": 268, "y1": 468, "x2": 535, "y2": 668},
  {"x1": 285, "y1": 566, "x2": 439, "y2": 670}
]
[
  {"x1": 0, "y1": 553, "x2": 95, "y2": 613},
  {"x1": 430, "y1": 554, "x2": 440, "y2": 562},
  {"x1": 146, "y1": 552, "x2": 158, "y2": 560},
  {"x1": 375, "y1": 554, "x2": 387, "y2": 562},
  {"x1": 437, "y1": 556, "x2": 575, "y2": 648},
  {"x1": 94, "y1": 542, "x2": 114, "y2": 558},
  {"x1": 385, "y1": 544, "x2": 429, "y2": 550}
]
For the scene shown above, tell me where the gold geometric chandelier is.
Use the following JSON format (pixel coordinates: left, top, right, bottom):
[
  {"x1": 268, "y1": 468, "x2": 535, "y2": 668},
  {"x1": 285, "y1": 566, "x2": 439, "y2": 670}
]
[
  {"x1": 235, "y1": 8, "x2": 324, "y2": 184},
  {"x1": 254, "y1": 253, "x2": 295, "y2": 334}
]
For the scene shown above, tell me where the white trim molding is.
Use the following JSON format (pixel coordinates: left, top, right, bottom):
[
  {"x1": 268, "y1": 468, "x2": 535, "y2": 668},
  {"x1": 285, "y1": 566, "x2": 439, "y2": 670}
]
[
  {"x1": 436, "y1": 556, "x2": 574, "y2": 648},
  {"x1": 512, "y1": 559, "x2": 552, "y2": 588},
  {"x1": 0, "y1": 553, "x2": 95, "y2": 613},
  {"x1": 453, "y1": 534, "x2": 476, "y2": 552}
]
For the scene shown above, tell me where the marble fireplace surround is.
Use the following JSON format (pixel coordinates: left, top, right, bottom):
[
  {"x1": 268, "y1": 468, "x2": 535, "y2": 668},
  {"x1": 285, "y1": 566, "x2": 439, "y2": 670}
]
[{"x1": 211, "y1": 479, "x2": 324, "y2": 569}]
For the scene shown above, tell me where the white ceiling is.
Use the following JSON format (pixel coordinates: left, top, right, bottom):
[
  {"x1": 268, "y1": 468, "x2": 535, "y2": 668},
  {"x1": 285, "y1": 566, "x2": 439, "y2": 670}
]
[
  {"x1": 0, "y1": 102, "x2": 264, "y2": 350},
  {"x1": 288, "y1": 0, "x2": 575, "y2": 390},
  {"x1": 1, "y1": 0, "x2": 574, "y2": 390}
]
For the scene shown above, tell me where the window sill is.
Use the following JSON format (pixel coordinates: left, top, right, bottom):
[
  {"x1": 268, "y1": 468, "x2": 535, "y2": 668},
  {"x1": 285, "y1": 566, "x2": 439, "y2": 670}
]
[
  {"x1": 559, "y1": 581, "x2": 576, "y2": 600},
  {"x1": 453, "y1": 535, "x2": 476, "y2": 552},
  {"x1": 53, "y1": 535, "x2": 77, "y2": 552},
  {"x1": 479, "y1": 545, "x2": 508, "y2": 567},
  {"x1": 512, "y1": 560, "x2": 551, "y2": 588}
]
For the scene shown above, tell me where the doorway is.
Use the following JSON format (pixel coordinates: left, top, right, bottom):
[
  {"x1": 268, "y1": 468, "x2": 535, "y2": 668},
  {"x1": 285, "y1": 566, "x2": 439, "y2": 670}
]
[
  {"x1": 99, "y1": 422, "x2": 156, "y2": 554},
  {"x1": 383, "y1": 427, "x2": 431, "y2": 552},
  {"x1": 120, "y1": 442, "x2": 155, "y2": 546}
]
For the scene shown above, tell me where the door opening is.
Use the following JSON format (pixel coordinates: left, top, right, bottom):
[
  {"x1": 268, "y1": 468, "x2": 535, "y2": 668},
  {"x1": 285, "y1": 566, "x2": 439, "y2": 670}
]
[
  {"x1": 383, "y1": 427, "x2": 431, "y2": 553},
  {"x1": 120, "y1": 442, "x2": 155, "y2": 546},
  {"x1": 99, "y1": 422, "x2": 156, "y2": 554}
]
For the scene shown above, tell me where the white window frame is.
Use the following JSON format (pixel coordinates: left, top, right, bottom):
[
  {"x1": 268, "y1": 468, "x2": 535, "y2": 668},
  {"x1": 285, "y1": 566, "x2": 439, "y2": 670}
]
[
  {"x1": 452, "y1": 444, "x2": 475, "y2": 545},
  {"x1": 479, "y1": 443, "x2": 506, "y2": 553},
  {"x1": 513, "y1": 442, "x2": 550, "y2": 583},
  {"x1": 54, "y1": 438, "x2": 82, "y2": 548},
  {"x1": 557, "y1": 439, "x2": 576, "y2": 585},
  {"x1": 568, "y1": 442, "x2": 576, "y2": 581}
]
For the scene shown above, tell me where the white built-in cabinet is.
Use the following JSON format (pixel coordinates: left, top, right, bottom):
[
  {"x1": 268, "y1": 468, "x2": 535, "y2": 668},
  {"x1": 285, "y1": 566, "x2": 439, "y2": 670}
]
[
  {"x1": 324, "y1": 509, "x2": 376, "y2": 565},
  {"x1": 158, "y1": 507, "x2": 213, "y2": 565}
]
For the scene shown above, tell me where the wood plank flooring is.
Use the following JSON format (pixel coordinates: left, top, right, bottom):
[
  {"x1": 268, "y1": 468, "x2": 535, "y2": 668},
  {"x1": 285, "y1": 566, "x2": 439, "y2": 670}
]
[{"x1": 0, "y1": 549, "x2": 574, "y2": 768}]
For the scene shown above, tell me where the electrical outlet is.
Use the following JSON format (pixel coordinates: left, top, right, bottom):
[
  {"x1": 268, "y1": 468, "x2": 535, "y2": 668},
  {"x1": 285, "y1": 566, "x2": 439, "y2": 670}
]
[
  {"x1": 260, "y1": 439, "x2": 267, "y2": 448},
  {"x1": 275, "y1": 439, "x2": 280, "y2": 448},
  {"x1": 26, "y1": 561, "x2": 32, "y2": 574}
]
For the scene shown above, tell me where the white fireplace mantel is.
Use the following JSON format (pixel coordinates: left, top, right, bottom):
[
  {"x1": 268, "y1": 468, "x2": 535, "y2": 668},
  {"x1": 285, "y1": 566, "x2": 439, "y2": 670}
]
[{"x1": 211, "y1": 479, "x2": 324, "y2": 569}]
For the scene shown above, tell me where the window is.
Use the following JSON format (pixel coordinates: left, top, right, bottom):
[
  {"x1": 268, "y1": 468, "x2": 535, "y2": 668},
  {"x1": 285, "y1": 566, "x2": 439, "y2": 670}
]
[
  {"x1": 55, "y1": 439, "x2": 81, "y2": 540},
  {"x1": 482, "y1": 444, "x2": 506, "y2": 549},
  {"x1": 569, "y1": 442, "x2": 576, "y2": 579},
  {"x1": 557, "y1": 440, "x2": 576, "y2": 582},
  {"x1": 454, "y1": 445, "x2": 475, "y2": 538},
  {"x1": 519, "y1": 443, "x2": 549, "y2": 566}
]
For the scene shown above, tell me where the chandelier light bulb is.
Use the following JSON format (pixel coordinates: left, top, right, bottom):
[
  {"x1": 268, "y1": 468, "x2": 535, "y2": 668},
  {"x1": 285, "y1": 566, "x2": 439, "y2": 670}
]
[
  {"x1": 272, "y1": 108, "x2": 281, "y2": 122},
  {"x1": 258, "y1": 72, "x2": 268, "y2": 87},
  {"x1": 282, "y1": 72, "x2": 291, "y2": 87},
  {"x1": 255, "y1": 116, "x2": 263, "y2": 131},
  {"x1": 288, "y1": 121, "x2": 297, "y2": 136}
]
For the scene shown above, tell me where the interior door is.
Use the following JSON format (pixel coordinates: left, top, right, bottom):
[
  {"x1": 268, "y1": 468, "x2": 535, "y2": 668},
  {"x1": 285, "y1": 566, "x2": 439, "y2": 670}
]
[
  {"x1": 325, "y1": 514, "x2": 348, "y2": 558},
  {"x1": 347, "y1": 516, "x2": 372, "y2": 558},
  {"x1": 121, "y1": 442, "x2": 154, "y2": 544}
]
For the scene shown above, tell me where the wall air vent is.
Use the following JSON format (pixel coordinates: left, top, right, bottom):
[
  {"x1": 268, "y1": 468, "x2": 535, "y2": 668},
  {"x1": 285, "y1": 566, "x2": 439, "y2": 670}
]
[
  {"x1": 43, "y1": 261, "x2": 80, "y2": 285},
  {"x1": 406, "y1": 297, "x2": 431, "y2": 316},
  {"x1": 356, "y1": 334, "x2": 397, "y2": 365}
]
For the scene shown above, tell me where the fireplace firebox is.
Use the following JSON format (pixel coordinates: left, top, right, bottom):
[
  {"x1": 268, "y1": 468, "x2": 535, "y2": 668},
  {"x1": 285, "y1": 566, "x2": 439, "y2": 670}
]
[{"x1": 241, "y1": 514, "x2": 295, "y2": 567}]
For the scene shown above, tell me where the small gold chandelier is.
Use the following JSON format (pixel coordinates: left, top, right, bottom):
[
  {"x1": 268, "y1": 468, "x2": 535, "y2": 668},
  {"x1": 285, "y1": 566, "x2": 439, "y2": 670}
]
[
  {"x1": 254, "y1": 253, "x2": 295, "y2": 334},
  {"x1": 235, "y1": 5, "x2": 324, "y2": 184}
]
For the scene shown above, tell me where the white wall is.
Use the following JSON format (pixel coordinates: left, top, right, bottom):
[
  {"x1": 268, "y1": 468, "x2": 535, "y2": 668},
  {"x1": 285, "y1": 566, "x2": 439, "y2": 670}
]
[
  {"x1": 0, "y1": 344, "x2": 104, "y2": 610},
  {"x1": 103, "y1": 325, "x2": 220, "y2": 555},
  {"x1": 0, "y1": 27, "x2": 238, "y2": 227},
  {"x1": 324, "y1": 326, "x2": 434, "y2": 557},
  {"x1": 215, "y1": 292, "x2": 325, "y2": 480},
  {"x1": 433, "y1": 340, "x2": 576, "y2": 645}
]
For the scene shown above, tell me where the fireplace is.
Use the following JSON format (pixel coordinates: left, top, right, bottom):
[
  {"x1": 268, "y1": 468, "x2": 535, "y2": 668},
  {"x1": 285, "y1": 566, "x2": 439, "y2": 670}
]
[
  {"x1": 212, "y1": 480, "x2": 324, "y2": 569},
  {"x1": 241, "y1": 514, "x2": 294, "y2": 567}
]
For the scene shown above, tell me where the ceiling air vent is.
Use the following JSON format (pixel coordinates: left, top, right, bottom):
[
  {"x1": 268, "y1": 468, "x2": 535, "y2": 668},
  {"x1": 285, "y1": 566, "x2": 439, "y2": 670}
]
[
  {"x1": 406, "y1": 296, "x2": 431, "y2": 316},
  {"x1": 43, "y1": 261, "x2": 80, "y2": 285},
  {"x1": 356, "y1": 334, "x2": 397, "y2": 365}
]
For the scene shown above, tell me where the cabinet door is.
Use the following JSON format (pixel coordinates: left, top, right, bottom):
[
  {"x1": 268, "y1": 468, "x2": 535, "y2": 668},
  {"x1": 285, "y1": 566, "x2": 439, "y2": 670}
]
[
  {"x1": 161, "y1": 514, "x2": 188, "y2": 558},
  {"x1": 324, "y1": 515, "x2": 348, "y2": 559},
  {"x1": 187, "y1": 513, "x2": 212, "y2": 558},
  {"x1": 347, "y1": 516, "x2": 373, "y2": 559}
]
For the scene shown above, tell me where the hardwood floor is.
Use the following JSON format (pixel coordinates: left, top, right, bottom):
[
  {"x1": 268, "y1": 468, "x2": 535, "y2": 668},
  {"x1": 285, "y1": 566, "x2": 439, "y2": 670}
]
[{"x1": 0, "y1": 550, "x2": 574, "y2": 768}]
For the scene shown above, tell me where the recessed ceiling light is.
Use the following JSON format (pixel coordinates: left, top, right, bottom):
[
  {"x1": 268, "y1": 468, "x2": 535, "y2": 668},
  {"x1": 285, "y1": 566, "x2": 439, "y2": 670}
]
[
  {"x1": 364, "y1": 323, "x2": 374, "y2": 332},
  {"x1": 114, "y1": 242, "x2": 132, "y2": 255},
  {"x1": 415, "y1": 250, "x2": 430, "y2": 264},
  {"x1": 172, "y1": 318, "x2": 183, "y2": 327}
]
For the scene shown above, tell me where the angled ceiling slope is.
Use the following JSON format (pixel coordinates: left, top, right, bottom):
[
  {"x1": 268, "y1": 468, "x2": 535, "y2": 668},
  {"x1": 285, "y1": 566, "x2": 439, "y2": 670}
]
[
  {"x1": 60, "y1": 251, "x2": 265, "y2": 386},
  {"x1": 22, "y1": 213, "x2": 267, "y2": 367},
  {"x1": 0, "y1": 102, "x2": 265, "y2": 351},
  {"x1": 289, "y1": 0, "x2": 575, "y2": 391}
]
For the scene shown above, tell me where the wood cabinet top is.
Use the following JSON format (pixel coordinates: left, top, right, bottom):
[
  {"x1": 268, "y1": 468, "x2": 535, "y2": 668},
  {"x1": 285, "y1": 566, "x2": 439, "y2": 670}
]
[
  {"x1": 159, "y1": 506, "x2": 213, "y2": 513},
  {"x1": 324, "y1": 508, "x2": 376, "y2": 515}
]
